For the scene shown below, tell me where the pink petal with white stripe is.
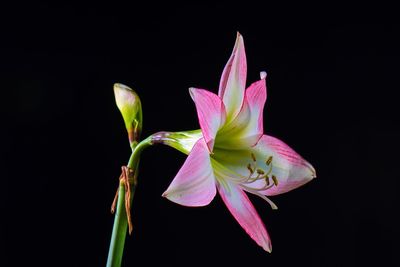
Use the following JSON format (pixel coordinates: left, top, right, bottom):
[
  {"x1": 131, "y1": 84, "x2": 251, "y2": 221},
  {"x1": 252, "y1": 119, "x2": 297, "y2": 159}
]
[
  {"x1": 217, "y1": 74, "x2": 267, "y2": 149},
  {"x1": 218, "y1": 32, "x2": 247, "y2": 122},
  {"x1": 253, "y1": 135, "x2": 316, "y2": 196},
  {"x1": 162, "y1": 139, "x2": 216, "y2": 206},
  {"x1": 217, "y1": 180, "x2": 272, "y2": 252},
  {"x1": 189, "y1": 88, "x2": 226, "y2": 152}
]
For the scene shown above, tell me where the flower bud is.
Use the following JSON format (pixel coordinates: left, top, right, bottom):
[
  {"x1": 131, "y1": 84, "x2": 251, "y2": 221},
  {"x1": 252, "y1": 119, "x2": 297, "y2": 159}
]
[{"x1": 113, "y1": 83, "x2": 143, "y2": 144}]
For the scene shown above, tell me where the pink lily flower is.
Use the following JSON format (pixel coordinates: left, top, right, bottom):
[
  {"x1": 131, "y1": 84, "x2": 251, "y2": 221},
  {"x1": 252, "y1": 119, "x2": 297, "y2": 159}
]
[{"x1": 162, "y1": 33, "x2": 316, "y2": 252}]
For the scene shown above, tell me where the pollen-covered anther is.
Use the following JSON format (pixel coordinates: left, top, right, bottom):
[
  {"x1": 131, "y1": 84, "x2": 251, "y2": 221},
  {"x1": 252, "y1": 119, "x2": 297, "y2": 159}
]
[
  {"x1": 256, "y1": 168, "x2": 265, "y2": 175},
  {"x1": 271, "y1": 175, "x2": 278, "y2": 186},
  {"x1": 251, "y1": 153, "x2": 257, "y2": 162},
  {"x1": 247, "y1": 163, "x2": 254, "y2": 174},
  {"x1": 265, "y1": 156, "x2": 273, "y2": 166},
  {"x1": 265, "y1": 176, "x2": 270, "y2": 186}
]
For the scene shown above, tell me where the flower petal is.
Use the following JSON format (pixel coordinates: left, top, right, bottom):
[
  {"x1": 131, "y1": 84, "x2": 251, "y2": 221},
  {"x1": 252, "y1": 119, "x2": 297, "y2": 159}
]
[
  {"x1": 213, "y1": 134, "x2": 315, "y2": 196},
  {"x1": 218, "y1": 32, "x2": 247, "y2": 122},
  {"x1": 189, "y1": 88, "x2": 226, "y2": 152},
  {"x1": 162, "y1": 138, "x2": 217, "y2": 207},
  {"x1": 216, "y1": 74, "x2": 267, "y2": 149},
  {"x1": 217, "y1": 180, "x2": 272, "y2": 252},
  {"x1": 253, "y1": 135, "x2": 316, "y2": 196}
]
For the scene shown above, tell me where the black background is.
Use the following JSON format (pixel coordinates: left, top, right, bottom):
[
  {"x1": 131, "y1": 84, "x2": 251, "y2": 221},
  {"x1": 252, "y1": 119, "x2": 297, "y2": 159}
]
[{"x1": 2, "y1": 3, "x2": 399, "y2": 267}]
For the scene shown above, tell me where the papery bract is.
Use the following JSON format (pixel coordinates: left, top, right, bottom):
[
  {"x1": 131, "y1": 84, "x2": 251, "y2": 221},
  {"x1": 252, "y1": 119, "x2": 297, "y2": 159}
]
[{"x1": 162, "y1": 33, "x2": 316, "y2": 252}]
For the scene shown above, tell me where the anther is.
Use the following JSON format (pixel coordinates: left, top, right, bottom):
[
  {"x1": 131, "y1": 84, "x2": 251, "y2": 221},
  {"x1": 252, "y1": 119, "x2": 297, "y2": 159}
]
[
  {"x1": 251, "y1": 153, "x2": 257, "y2": 162},
  {"x1": 265, "y1": 176, "x2": 270, "y2": 186},
  {"x1": 247, "y1": 163, "x2": 254, "y2": 174},
  {"x1": 266, "y1": 156, "x2": 273, "y2": 166},
  {"x1": 256, "y1": 168, "x2": 265, "y2": 175},
  {"x1": 271, "y1": 175, "x2": 278, "y2": 186}
]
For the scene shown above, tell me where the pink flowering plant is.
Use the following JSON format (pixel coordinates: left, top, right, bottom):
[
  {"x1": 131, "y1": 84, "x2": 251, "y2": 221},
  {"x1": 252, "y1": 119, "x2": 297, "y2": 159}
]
[{"x1": 107, "y1": 33, "x2": 316, "y2": 267}]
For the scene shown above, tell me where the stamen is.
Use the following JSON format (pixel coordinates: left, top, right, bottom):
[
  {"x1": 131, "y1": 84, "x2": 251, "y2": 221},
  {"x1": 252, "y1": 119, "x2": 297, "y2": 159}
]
[
  {"x1": 244, "y1": 173, "x2": 261, "y2": 184},
  {"x1": 247, "y1": 163, "x2": 254, "y2": 174},
  {"x1": 258, "y1": 193, "x2": 278, "y2": 210},
  {"x1": 265, "y1": 176, "x2": 270, "y2": 186},
  {"x1": 211, "y1": 157, "x2": 280, "y2": 192},
  {"x1": 272, "y1": 175, "x2": 278, "y2": 186},
  {"x1": 240, "y1": 184, "x2": 278, "y2": 210},
  {"x1": 255, "y1": 183, "x2": 275, "y2": 191},
  {"x1": 266, "y1": 156, "x2": 273, "y2": 166},
  {"x1": 265, "y1": 162, "x2": 273, "y2": 176},
  {"x1": 256, "y1": 168, "x2": 265, "y2": 175},
  {"x1": 251, "y1": 153, "x2": 257, "y2": 162}
]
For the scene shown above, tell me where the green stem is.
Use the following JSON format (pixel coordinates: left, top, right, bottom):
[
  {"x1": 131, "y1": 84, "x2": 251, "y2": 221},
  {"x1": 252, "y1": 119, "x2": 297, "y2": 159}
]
[
  {"x1": 106, "y1": 136, "x2": 152, "y2": 267},
  {"x1": 127, "y1": 136, "x2": 152, "y2": 169},
  {"x1": 106, "y1": 182, "x2": 131, "y2": 267}
]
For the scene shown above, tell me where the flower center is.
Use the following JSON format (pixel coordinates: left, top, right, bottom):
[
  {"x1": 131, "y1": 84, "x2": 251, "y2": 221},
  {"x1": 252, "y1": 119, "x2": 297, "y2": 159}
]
[
  {"x1": 211, "y1": 152, "x2": 279, "y2": 210},
  {"x1": 236, "y1": 153, "x2": 279, "y2": 210},
  {"x1": 243, "y1": 153, "x2": 278, "y2": 190}
]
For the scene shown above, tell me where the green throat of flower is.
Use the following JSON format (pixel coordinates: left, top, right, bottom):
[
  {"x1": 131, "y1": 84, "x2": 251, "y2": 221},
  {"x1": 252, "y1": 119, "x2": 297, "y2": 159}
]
[{"x1": 212, "y1": 152, "x2": 279, "y2": 210}]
